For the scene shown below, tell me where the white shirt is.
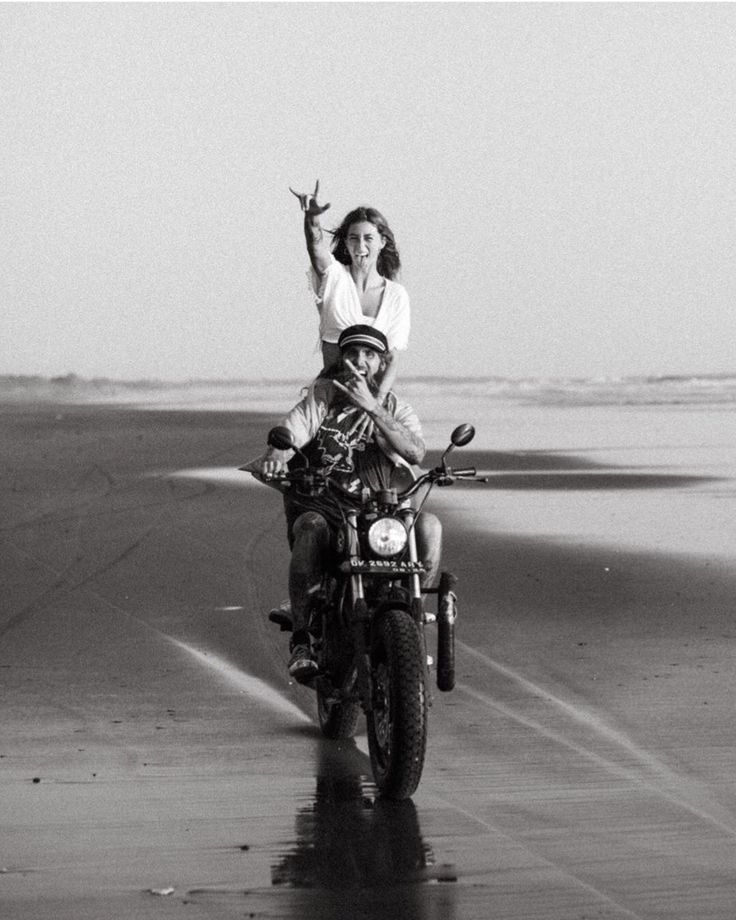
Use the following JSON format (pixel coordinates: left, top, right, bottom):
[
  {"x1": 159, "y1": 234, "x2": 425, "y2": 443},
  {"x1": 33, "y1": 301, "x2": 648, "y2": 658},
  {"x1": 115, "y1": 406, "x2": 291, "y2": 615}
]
[{"x1": 308, "y1": 256, "x2": 411, "y2": 351}]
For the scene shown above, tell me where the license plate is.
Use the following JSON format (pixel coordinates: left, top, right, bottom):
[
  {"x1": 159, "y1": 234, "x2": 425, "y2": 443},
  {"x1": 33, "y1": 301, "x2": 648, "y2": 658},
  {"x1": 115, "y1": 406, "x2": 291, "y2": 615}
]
[{"x1": 340, "y1": 559, "x2": 426, "y2": 575}]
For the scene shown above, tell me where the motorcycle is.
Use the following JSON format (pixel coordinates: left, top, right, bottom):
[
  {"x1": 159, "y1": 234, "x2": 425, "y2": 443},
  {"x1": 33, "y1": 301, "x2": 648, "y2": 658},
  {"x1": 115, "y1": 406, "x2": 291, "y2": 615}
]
[{"x1": 262, "y1": 422, "x2": 482, "y2": 799}]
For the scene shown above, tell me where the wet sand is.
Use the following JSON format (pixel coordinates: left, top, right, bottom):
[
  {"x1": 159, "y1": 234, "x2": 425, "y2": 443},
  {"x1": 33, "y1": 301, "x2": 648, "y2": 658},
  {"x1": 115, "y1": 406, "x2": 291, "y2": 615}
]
[{"x1": 1, "y1": 396, "x2": 736, "y2": 919}]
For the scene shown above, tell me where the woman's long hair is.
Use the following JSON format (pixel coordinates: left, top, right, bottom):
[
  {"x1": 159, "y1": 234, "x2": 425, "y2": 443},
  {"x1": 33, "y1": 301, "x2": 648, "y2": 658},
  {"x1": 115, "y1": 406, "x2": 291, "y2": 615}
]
[{"x1": 331, "y1": 207, "x2": 401, "y2": 280}]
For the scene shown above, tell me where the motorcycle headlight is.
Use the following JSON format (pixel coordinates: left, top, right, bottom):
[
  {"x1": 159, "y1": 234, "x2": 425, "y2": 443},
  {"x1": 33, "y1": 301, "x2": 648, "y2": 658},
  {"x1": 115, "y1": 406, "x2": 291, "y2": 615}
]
[{"x1": 367, "y1": 517, "x2": 408, "y2": 557}]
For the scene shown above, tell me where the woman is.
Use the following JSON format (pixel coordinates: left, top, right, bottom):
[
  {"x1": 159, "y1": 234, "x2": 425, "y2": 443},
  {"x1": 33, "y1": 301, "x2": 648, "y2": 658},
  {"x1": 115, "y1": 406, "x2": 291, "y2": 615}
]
[{"x1": 290, "y1": 181, "x2": 410, "y2": 404}]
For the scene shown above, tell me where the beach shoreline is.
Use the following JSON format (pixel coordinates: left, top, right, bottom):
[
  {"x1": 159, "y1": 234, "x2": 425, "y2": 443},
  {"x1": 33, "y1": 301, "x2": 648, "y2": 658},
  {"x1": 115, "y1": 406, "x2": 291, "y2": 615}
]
[{"x1": 2, "y1": 395, "x2": 735, "y2": 917}]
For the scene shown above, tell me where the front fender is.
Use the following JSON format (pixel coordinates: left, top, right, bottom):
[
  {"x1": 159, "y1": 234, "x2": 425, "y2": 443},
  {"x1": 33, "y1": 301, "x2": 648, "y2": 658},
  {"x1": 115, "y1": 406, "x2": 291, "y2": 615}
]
[{"x1": 372, "y1": 598, "x2": 413, "y2": 625}]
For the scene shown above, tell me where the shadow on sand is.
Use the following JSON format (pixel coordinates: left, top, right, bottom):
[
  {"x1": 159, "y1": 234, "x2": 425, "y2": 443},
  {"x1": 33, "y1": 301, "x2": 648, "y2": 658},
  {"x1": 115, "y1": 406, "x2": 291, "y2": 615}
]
[{"x1": 425, "y1": 447, "x2": 723, "y2": 491}]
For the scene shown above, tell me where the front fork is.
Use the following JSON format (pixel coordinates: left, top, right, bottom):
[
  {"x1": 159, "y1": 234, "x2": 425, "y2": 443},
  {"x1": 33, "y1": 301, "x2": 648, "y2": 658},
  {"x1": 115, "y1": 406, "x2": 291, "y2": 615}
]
[
  {"x1": 346, "y1": 507, "x2": 424, "y2": 711},
  {"x1": 346, "y1": 509, "x2": 373, "y2": 710},
  {"x1": 345, "y1": 509, "x2": 458, "y2": 708},
  {"x1": 404, "y1": 512, "x2": 434, "y2": 698},
  {"x1": 403, "y1": 510, "x2": 425, "y2": 628}
]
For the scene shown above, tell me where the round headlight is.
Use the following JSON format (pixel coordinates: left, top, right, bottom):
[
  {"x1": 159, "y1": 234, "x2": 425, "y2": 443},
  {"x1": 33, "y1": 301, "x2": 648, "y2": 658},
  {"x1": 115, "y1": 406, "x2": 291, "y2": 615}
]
[{"x1": 367, "y1": 517, "x2": 408, "y2": 557}]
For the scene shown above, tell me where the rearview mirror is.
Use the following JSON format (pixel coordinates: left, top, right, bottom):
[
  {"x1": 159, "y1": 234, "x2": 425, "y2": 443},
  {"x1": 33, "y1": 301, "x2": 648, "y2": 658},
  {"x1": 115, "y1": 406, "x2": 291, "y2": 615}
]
[
  {"x1": 267, "y1": 426, "x2": 295, "y2": 451},
  {"x1": 450, "y1": 423, "x2": 475, "y2": 448},
  {"x1": 440, "y1": 422, "x2": 476, "y2": 469}
]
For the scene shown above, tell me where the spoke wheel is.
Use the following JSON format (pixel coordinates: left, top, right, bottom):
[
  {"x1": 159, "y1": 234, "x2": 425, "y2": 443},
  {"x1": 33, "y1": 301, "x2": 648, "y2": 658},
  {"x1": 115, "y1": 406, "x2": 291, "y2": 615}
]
[{"x1": 367, "y1": 610, "x2": 427, "y2": 799}]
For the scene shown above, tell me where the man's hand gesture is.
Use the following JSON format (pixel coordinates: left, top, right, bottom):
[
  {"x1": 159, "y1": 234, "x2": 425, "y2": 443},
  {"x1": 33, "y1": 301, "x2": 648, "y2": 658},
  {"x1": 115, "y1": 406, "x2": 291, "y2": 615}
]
[{"x1": 333, "y1": 358, "x2": 380, "y2": 415}]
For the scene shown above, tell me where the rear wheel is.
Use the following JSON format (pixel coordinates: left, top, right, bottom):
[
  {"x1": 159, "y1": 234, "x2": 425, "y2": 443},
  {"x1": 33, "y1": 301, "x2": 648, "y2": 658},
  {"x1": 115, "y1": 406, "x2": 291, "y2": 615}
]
[
  {"x1": 316, "y1": 676, "x2": 360, "y2": 739},
  {"x1": 367, "y1": 609, "x2": 427, "y2": 799},
  {"x1": 310, "y1": 586, "x2": 361, "y2": 740}
]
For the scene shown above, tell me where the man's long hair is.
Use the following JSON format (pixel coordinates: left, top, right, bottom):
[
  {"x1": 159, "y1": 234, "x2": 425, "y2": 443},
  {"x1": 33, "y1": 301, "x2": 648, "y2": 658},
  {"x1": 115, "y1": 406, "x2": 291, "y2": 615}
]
[{"x1": 331, "y1": 207, "x2": 401, "y2": 280}]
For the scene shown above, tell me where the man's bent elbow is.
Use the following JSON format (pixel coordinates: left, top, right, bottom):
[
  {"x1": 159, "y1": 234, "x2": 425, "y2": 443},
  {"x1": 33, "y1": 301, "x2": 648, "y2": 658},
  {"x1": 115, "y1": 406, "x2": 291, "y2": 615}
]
[{"x1": 406, "y1": 440, "x2": 426, "y2": 465}]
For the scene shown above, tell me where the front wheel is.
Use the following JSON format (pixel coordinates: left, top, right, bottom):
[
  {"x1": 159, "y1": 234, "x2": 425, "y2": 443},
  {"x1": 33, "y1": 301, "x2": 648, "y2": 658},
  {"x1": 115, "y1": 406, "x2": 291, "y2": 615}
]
[{"x1": 367, "y1": 610, "x2": 428, "y2": 799}]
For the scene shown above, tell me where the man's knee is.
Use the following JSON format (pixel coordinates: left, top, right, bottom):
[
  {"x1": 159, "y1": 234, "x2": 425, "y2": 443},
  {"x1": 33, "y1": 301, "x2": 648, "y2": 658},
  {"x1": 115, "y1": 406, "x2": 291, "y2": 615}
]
[
  {"x1": 292, "y1": 511, "x2": 331, "y2": 548},
  {"x1": 416, "y1": 512, "x2": 442, "y2": 551},
  {"x1": 415, "y1": 512, "x2": 442, "y2": 584}
]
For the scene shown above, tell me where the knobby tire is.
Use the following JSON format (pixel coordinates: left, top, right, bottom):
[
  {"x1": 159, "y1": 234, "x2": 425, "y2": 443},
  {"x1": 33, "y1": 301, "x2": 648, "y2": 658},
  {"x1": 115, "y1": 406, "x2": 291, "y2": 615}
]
[{"x1": 367, "y1": 609, "x2": 428, "y2": 799}]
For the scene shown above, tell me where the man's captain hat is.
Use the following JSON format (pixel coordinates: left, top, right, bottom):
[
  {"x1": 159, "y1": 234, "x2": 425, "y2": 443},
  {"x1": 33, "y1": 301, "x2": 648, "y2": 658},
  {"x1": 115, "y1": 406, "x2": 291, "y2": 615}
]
[{"x1": 337, "y1": 325, "x2": 388, "y2": 355}]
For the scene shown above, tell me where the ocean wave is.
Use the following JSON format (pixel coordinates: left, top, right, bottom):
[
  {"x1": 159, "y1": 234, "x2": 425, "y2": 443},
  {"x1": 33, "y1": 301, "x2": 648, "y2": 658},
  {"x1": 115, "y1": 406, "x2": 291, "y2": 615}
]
[
  {"x1": 402, "y1": 374, "x2": 736, "y2": 407},
  {"x1": 2, "y1": 372, "x2": 734, "y2": 409}
]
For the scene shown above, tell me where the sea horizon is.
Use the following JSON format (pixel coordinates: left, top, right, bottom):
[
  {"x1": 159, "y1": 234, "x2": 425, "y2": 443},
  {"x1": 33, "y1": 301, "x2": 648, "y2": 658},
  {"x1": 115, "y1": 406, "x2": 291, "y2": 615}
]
[
  {"x1": 3, "y1": 369, "x2": 736, "y2": 388},
  {"x1": 2, "y1": 370, "x2": 736, "y2": 411}
]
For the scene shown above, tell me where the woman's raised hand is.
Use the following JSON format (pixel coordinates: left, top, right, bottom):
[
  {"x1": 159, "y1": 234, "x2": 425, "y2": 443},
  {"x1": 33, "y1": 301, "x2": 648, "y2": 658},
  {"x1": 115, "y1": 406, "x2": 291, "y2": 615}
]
[{"x1": 289, "y1": 180, "x2": 331, "y2": 216}]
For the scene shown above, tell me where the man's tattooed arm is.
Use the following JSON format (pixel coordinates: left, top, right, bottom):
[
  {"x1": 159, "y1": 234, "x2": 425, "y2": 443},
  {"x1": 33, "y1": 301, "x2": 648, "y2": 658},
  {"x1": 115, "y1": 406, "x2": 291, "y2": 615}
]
[{"x1": 368, "y1": 404, "x2": 426, "y2": 465}]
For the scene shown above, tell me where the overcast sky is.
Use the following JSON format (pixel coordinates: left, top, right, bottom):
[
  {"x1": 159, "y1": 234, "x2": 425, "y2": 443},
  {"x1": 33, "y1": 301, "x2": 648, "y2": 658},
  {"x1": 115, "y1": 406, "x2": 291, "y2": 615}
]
[{"x1": 3, "y1": 2, "x2": 735, "y2": 382}]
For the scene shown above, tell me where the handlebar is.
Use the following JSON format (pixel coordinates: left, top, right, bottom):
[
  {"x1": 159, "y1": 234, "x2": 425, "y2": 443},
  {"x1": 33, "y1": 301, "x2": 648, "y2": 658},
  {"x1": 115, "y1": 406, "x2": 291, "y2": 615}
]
[
  {"x1": 390, "y1": 464, "x2": 485, "y2": 499},
  {"x1": 448, "y1": 467, "x2": 477, "y2": 478},
  {"x1": 262, "y1": 467, "x2": 323, "y2": 485},
  {"x1": 261, "y1": 464, "x2": 485, "y2": 496}
]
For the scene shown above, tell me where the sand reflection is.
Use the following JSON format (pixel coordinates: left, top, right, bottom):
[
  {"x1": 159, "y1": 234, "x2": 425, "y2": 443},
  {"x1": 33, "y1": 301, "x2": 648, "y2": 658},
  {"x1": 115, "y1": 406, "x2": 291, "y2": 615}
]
[{"x1": 271, "y1": 741, "x2": 458, "y2": 920}]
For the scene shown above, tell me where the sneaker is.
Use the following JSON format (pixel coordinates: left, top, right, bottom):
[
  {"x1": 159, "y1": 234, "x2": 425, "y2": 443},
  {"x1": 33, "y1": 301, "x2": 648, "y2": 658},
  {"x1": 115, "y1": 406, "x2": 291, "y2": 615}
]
[
  {"x1": 268, "y1": 600, "x2": 293, "y2": 632},
  {"x1": 288, "y1": 641, "x2": 318, "y2": 683}
]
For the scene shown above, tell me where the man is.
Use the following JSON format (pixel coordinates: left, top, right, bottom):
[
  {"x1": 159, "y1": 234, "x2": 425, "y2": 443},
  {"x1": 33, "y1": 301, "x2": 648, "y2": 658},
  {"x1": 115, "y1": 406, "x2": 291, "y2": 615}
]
[{"x1": 249, "y1": 324, "x2": 441, "y2": 682}]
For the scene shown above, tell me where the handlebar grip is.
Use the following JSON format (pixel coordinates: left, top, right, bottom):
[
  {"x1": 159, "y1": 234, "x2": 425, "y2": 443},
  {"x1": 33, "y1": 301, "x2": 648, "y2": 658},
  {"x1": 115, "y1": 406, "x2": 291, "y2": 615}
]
[
  {"x1": 263, "y1": 471, "x2": 288, "y2": 482},
  {"x1": 450, "y1": 467, "x2": 476, "y2": 477}
]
